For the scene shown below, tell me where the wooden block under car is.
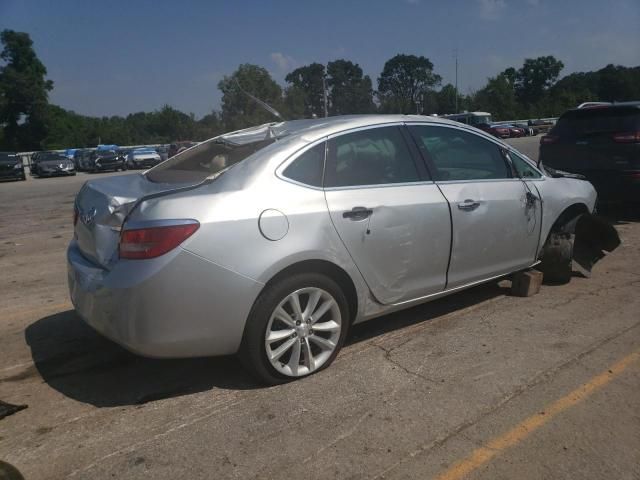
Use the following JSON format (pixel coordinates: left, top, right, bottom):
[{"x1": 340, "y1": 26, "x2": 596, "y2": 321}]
[{"x1": 511, "y1": 269, "x2": 543, "y2": 297}]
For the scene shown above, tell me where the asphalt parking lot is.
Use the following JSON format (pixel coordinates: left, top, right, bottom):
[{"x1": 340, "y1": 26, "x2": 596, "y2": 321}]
[{"x1": 1, "y1": 136, "x2": 639, "y2": 479}]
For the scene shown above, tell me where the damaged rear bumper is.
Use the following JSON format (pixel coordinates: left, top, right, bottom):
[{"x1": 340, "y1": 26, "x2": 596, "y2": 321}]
[{"x1": 67, "y1": 240, "x2": 263, "y2": 358}]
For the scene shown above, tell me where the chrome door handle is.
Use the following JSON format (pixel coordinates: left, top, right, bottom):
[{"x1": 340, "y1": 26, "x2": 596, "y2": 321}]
[
  {"x1": 457, "y1": 199, "x2": 481, "y2": 211},
  {"x1": 343, "y1": 206, "x2": 373, "y2": 220}
]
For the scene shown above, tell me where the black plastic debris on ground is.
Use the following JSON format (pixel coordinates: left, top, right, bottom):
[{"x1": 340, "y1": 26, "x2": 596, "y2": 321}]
[
  {"x1": 0, "y1": 400, "x2": 28, "y2": 420},
  {"x1": 0, "y1": 460, "x2": 26, "y2": 480}
]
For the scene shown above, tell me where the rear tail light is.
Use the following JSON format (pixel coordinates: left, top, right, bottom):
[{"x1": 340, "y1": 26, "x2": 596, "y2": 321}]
[
  {"x1": 612, "y1": 131, "x2": 640, "y2": 143},
  {"x1": 540, "y1": 134, "x2": 559, "y2": 145},
  {"x1": 119, "y1": 221, "x2": 199, "y2": 259}
]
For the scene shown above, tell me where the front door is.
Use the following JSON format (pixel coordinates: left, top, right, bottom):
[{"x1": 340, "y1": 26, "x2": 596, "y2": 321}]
[
  {"x1": 324, "y1": 125, "x2": 451, "y2": 304},
  {"x1": 408, "y1": 124, "x2": 542, "y2": 288}
]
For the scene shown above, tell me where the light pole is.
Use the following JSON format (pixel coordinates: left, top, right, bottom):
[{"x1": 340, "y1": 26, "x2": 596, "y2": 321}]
[
  {"x1": 322, "y1": 74, "x2": 328, "y2": 118},
  {"x1": 454, "y1": 48, "x2": 459, "y2": 114}
]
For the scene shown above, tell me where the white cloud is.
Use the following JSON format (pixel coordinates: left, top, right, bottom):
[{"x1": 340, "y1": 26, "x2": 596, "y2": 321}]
[
  {"x1": 270, "y1": 52, "x2": 296, "y2": 71},
  {"x1": 477, "y1": 0, "x2": 507, "y2": 20}
]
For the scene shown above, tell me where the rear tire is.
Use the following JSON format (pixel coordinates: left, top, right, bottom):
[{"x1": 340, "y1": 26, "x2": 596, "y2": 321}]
[{"x1": 239, "y1": 272, "x2": 350, "y2": 385}]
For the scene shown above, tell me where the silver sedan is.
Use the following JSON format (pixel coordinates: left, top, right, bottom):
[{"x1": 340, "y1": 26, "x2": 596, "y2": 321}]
[{"x1": 68, "y1": 115, "x2": 617, "y2": 384}]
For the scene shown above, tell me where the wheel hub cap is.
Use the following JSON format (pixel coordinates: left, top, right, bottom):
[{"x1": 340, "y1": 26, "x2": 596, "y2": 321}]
[{"x1": 265, "y1": 287, "x2": 342, "y2": 378}]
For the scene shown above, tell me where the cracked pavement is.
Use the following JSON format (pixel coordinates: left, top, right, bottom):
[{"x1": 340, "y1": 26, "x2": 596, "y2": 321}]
[{"x1": 1, "y1": 137, "x2": 639, "y2": 479}]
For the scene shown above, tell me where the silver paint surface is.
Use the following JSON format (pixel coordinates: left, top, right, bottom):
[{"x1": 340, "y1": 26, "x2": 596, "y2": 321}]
[{"x1": 67, "y1": 114, "x2": 597, "y2": 358}]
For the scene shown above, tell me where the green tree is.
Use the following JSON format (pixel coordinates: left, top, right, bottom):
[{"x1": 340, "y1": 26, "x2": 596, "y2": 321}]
[
  {"x1": 436, "y1": 83, "x2": 467, "y2": 114},
  {"x1": 43, "y1": 105, "x2": 94, "y2": 149},
  {"x1": 546, "y1": 71, "x2": 599, "y2": 114},
  {"x1": 326, "y1": 59, "x2": 374, "y2": 115},
  {"x1": 285, "y1": 63, "x2": 326, "y2": 118},
  {"x1": 150, "y1": 105, "x2": 196, "y2": 142},
  {"x1": 472, "y1": 72, "x2": 519, "y2": 120},
  {"x1": 596, "y1": 64, "x2": 640, "y2": 101},
  {"x1": 218, "y1": 64, "x2": 283, "y2": 130},
  {"x1": 282, "y1": 85, "x2": 308, "y2": 119},
  {"x1": 377, "y1": 54, "x2": 441, "y2": 113},
  {"x1": 195, "y1": 110, "x2": 224, "y2": 140},
  {"x1": 0, "y1": 30, "x2": 53, "y2": 150},
  {"x1": 515, "y1": 56, "x2": 564, "y2": 108}
]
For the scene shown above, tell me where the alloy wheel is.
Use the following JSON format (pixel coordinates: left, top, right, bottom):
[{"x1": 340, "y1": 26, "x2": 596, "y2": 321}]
[{"x1": 265, "y1": 287, "x2": 342, "y2": 377}]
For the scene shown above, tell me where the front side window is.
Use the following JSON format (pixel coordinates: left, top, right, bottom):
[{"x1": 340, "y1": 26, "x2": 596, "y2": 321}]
[
  {"x1": 282, "y1": 142, "x2": 325, "y2": 187},
  {"x1": 409, "y1": 125, "x2": 511, "y2": 181},
  {"x1": 324, "y1": 126, "x2": 420, "y2": 188},
  {"x1": 509, "y1": 150, "x2": 542, "y2": 179}
]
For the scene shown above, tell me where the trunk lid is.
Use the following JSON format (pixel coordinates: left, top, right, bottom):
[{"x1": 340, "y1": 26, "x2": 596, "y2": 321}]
[{"x1": 74, "y1": 173, "x2": 198, "y2": 268}]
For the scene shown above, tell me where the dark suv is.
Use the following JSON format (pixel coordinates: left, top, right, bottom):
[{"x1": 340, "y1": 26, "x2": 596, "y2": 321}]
[{"x1": 539, "y1": 102, "x2": 640, "y2": 203}]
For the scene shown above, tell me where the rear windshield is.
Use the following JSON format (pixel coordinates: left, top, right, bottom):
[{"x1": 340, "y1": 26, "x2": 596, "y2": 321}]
[
  {"x1": 553, "y1": 107, "x2": 640, "y2": 137},
  {"x1": 469, "y1": 115, "x2": 491, "y2": 126},
  {"x1": 37, "y1": 153, "x2": 66, "y2": 161},
  {"x1": 145, "y1": 136, "x2": 275, "y2": 184}
]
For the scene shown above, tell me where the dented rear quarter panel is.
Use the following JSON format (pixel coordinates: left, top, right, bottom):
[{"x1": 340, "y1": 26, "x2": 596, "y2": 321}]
[{"x1": 126, "y1": 141, "x2": 373, "y2": 324}]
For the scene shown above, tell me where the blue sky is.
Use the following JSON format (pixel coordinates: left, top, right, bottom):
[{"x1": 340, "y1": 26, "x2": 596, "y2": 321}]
[{"x1": 1, "y1": 0, "x2": 638, "y2": 118}]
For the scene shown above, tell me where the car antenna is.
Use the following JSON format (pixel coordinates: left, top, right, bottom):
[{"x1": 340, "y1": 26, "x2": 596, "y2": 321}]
[{"x1": 234, "y1": 79, "x2": 284, "y2": 121}]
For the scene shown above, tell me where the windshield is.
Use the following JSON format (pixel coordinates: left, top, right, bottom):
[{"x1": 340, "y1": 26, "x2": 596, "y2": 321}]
[
  {"x1": 37, "y1": 153, "x2": 66, "y2": 162},
  {"x1": 469, "y1": 115, "x2": 492, "y2": 126},
  {"x1": 146, "y1": 136, "x2": 276, "y2": 184},
  {"x1": 94, "y1": 150, "x2": 116, "y2": 157}
]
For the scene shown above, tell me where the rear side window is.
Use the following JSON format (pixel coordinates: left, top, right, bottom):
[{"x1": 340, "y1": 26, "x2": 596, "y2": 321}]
[
  {"x1": 554, "y1": 108, "x2": 640, "y2": 137},
  {"x1": 282, "y1": 142, "x2": 325, "y2": 187},
  {"x1": 324, "y1": 126, "x2": 420, "y2": 188},
  {"x1": 409, "y1": 125, "x2": 511, "y2": 181}
]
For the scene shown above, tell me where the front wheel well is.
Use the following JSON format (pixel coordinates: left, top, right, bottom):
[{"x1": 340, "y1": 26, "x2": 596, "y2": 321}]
[
  {"x1": 549, "y1": 203, "x2": 590, "y2": 235},
  {"x1": 262, "y1": 260, "x2": 358, "y2": 323}
]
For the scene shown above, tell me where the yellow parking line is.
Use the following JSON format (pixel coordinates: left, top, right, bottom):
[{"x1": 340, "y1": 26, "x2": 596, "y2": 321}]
[
  {"x1": 3, "y1": 302, "x2": 72, "y2": 321},
  {"x1": 435, "y1": 349, "x2": 640, "y2": 480}
]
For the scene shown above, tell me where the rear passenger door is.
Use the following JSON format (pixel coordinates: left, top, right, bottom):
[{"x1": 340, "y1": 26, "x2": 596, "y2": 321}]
[
  {"x1": 324, "y1": 125, "x2": 451, "y2": 305},
  {"x1": 408, "y1": 124, "x2": 541, "y2": 288}
]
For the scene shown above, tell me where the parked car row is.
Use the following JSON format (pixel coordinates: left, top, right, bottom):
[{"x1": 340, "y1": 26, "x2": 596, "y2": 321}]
[
  {"x1": 14, "y1": 144, "x2": 173, "y2": 179},
  {"x1": 442, "y1": 112, "x2": 550, "y2": 139},
  {"x1": 3, "y1": 142, "x2": 193, "y2": 181}
]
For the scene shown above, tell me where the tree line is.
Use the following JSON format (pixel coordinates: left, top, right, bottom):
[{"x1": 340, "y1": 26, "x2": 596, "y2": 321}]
[{"x1": 1, "y1": 29, "x2": 639, "y2": 151}]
